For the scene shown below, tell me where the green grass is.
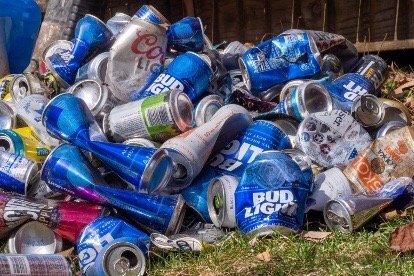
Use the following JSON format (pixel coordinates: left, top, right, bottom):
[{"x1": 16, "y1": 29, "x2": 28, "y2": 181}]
[{"x1": 147, "y1": 214, "x2": 414, "y2": 275}]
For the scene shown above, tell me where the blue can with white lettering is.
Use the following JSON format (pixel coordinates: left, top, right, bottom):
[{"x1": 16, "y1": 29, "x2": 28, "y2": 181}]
[
  {"x1": 351, "y1": 54, "x2": 387, "y2": 90},
  {"x1": 133, "y1": 5, "x2": 170, "y2": 25},
  {"x1": 42, "y1": 93, "x2": 174, "y2": 194},
  {"x1": 167, "y1": 17, "x2": 205, "y2": 52},
  {"x1": 239, "y1": 30, "x2": 321, "y2": 95},
  {"x1": 324, "y1": 73, "x2": 375, "y2": 112},
  {"x1": 208, "y1": 120, "x2": 292, "y2": 177},
  {"x1": 235, "y1": 151, "x2": 313, "y2": 236},
  {"x1": 183, "y1": 120, "x2": 292, "y2": 222},
  {"x1": 142, "y1": 52, "x2": 213, "y2": 102},
  {"x1": 77, "y1": 216, "x2": 149, "y2": 274}
]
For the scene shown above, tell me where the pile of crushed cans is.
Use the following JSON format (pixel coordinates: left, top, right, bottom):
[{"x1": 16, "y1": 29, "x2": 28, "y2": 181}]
[{"x1": 0, "y1": 4, "x2": 414, "y2": 275}]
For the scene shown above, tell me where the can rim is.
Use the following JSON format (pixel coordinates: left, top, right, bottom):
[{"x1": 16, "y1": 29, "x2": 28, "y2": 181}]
[
  {"x1": 323, "y1": 199, "x2": 353, "y2": 233},
  {"x1": 141, "y1": 148, "x2": 174, "y2": 194},
  {"x1": 102, "y1": 240, "x2": 146, "y2": 276},
  {"x1": 0, "y1": 132, "x2": 15, "y2": 153},
  {"x1": 165, "y1": 194, "x2": 186, "y2": 235},
  {"x1": 170, "y1": 89, "x2": 194, "y2": 132},
  {"x1": 69, "y1": 79, "x2": 108, "y2": 116},
  {"x1": 42, "y1": 40, "x2": 74, "y2": 65},
  {"x1": 194, "y1": 94, "x2": 224, "y2": 127},
  {"x1": 298, "y1": 82, "x2": 333, "y2": 117},
  {"x1": 375, "y1": 120, "x2": 407, "y2": 139},
  {"x1": 279, "y1": 79, "x2": 307, "y2": 102},
  {"x1": 380, "y1": 98, "x2": 412, "y2": 126},
  {"x1": 352, "y1": 94, "x2": 385, "y2": 128},
  {"x1": 248, "y1": 225, "x2": 297, "y2": 238},
  {"x1": 44, "y1": 57, "x2": 70, "y2": 89}
]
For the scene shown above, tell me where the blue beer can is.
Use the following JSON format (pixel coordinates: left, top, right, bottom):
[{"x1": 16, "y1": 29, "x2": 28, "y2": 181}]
[
  {"x1": 351, "y1": 54, "x2": 388, "y2": 90},
  {"x1": 41, "y1": 143, "x2": 186, "y2": 235},
  {"x1": 239, "y1": 30, "x2": 321, "y2": 95},
  {"x1": 324, "y1": 73, "x2": 375, "y2": 112},
  {"x1": 142, "y1": 52, "x2": 213, "y2": 102},
  {"x1": 133, "y1": 5, "x2": 170, "y2": 26},
  {"x1": 42, "y1": 93, "x2": 174, "y2": 194},
  {"x1": 207, "y1": 120, "x2": 292, "y2": 177},
  {"x1": 235, "y1": 151, "x2": 313, "y2": 236},
  {"x1": 167, "y1": 17, "x2": 205, "y2": 52},
  {"x1": 46, "y1": 14, "x2": 112, "y2": 87},
  {"x1": 77, "y1": 216, "x2": 149, "y2": 274}
]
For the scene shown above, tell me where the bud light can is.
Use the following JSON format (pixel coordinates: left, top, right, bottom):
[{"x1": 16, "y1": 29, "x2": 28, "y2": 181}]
[
  {"x1": 142, "y1": 52, "x2": 213, "y2": 102},
  {"x1": 352, "y1": 54, "x2": 387, "y2": 90},
  {"x1": 235, "y1": 151, "x2": 313, "y2": 236},
  {"x1": 239, "y1": 30, "x2": 321, "y2": 95},
  {"x1": 133, "y1": 5, "x2": 170, "y2": 25},
  {"x1": 78, "y1": 216, "x2": 149, "y2": 274}
]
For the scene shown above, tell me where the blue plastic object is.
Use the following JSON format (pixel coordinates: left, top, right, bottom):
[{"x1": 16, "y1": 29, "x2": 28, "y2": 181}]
[{"x1": 0, "y1": 0, "x2": 41, "y2": 73}]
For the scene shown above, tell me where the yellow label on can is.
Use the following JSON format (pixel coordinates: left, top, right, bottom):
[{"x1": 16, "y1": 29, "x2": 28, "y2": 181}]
[{"x1": 14, "y1": 127, "x2": 51, "y2": 163}]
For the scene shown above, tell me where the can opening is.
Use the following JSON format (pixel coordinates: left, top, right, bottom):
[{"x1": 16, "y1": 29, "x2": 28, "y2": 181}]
[
  {"x1": 303, "y1": 85, "x2": 331, "y2": 114},
  {"x1": 175, "y1": 92, "x2": 193, "y2": 132},
  {"x1": 0, "y1": 137, "x2": 11, "y2": 151},
  {"x1": 98, "y1": 57, "x2": 109, "y2": 83},
  {"x1": 173, "y1": 163, "x2": 188, "y2": 180},
  {"x1": 117, "y1": 250, "x2": 139, "y2": 271}
]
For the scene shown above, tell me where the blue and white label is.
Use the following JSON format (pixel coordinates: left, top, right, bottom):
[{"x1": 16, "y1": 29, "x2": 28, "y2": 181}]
[{"x1": 145, "y1": 73, "x2": 184, "y2": 95}]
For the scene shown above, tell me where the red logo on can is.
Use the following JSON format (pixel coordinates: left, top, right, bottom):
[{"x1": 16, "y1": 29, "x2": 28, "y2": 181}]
[{"x1": 131, "y1": 31, "x2": 164, "y2": 61}]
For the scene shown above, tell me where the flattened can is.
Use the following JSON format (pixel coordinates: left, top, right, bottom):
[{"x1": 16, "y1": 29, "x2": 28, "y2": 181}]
[
  {"x1": 6, "y1": 221, "x2": 62, "y2": 254},
  {"x1": 194, "y1": 94, "x2": 224, "y2": 126},
  {"x1": 105, "y1": 89, "x2": 193, "y2": 142},
  {"x1": 343, "y1": 126, "x2": 414, "y2": 194},
  {"x1": 0, "y1": 150, "x2": 39, "y2": 195},
  {"x1": 75, "y1": 52, "x2": 110, "y2": 83},
  {"x1": 0, "y1": 254, "x2": 71, "y2": 275},
  {"x1": 106, "y1": 14, "x2": 167, "y2": 103},
  {"x1": 0, "y1": 100, "x2": 16, "y2": 130},
  {"x1": 207, "y1": 175, "x2": 239, "y2": 228},
  {"x1": 307, "y1": 167, "x2": 354, "y2": 211},
  {"x1": 0, "y1": 128, "x2": 51, "y2": 163},
  {"x1": 68, "y1": 79, "x2": 111, "y2": 117}
]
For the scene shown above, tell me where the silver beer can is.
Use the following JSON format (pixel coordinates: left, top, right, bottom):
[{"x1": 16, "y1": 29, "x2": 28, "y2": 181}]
[
  {"x1": 194, "y1": 94, "x2": 224, "y2": 127},
  {"x1": 106, "y1": 13, "x2": 132, "y2": 38},
  {"x1": 207, "y1": 175, "x2": 239, "y2": 228},
  {"x1": 307, "y1": 167, "x2": 354, "y2": 211},
  {"x1": 68, "y1": 79, "x2": 112, "y2": 117},
  {"x1": 7, "y1": 221, "x2": 62, "y2": 254},
  {"x1": 105, "y1": 89, "x2": 193, "y2": 142},
  {"x1": 375, "y1": 120, "x2": 406, "y2": 139},
  {"x1": 0, "y1": 100, "x2": 16, "y2": 129},
  {"x1": 106, "y1": 16, "x2": 168, "y2": 103},
  {"x1": 76, "y1": 52, "x2": 110, "y2": 83},
  {"x1": 352, "y1": 94, "x2": 385, "y2": 128}
]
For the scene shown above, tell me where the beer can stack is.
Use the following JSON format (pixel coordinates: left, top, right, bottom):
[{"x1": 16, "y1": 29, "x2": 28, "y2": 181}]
[{"x1": 0, "y1": 3, "x2": 413, "y2": 275}]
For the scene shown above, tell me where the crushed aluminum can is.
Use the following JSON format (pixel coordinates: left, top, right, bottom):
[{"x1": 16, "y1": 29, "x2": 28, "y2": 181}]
[
  {"x1": 167, "y1": 17, "x2": 205, "y2": 52},
  {"x1": 235, "y1": 151, "x2": 313, "y2": 237},
  {"x1": 306, "y1": 167, "x2": 354, "y2": 212},
  {"x1": 42, "y1": 93, "x2": 175, "y2": 194},
  {"x1": 105, "y1": 89, "x2": 193, "y2": 143},
  {"x1": 67, "y1": 79, "x2": 111, "y2": 117},
  {"x1": 107, "y1": 10, "x2": 167, "y2": 103},
  {"x1": 296, "y1": 110, "x2": 372, "y2": 168},
  {"x1": 352, "y1": 54, "x2": 388, "y2": 90},
  {"x1": 77, "y1": 216, "x2": 149, "y2": 275},
  {"x1": 323, "y1": 178, "x2": 412, "y2": 233},
  {"x1": 0, "y1": 254, "x2": 71, "y2": 275},
  {"x1": 207, "y1": 175, "x2": 239, "y2": 228},
  {"x1": 321, "y1": 54, "x2": 342, "y2": 77},
  {"x1": 194, "y1": 94, "x2": 224, "y2": 126},
  {"x1": 161, "y1": 104, "x2": 252, "y2": 192},
  {"x1": 343, "y1": 126, "x2": 414, "y2": 194},
  {"x1": 375, "y1": 121, "x2": 406, "y2": 139},
  {"x1": 0, "y1": 128, "x2": 51, "y2": 163},
  {"x1": 222, "y1": 41, "x2": 249, "y2": 55},
  {"x1": 106, "y1": 13, "x2": 132, "y2": 38},
  {"x1": 0, "y1": 100, "x2": 16, "y2": 130},
  {"x1": 0, "y1": 192, "x2": 104, "y2": 242},
  {"x1": 141, "y1": 52, "x2": 213, "y2": 102},
  {"x1": 40, "y1": 40, "x2": 74, "y2": 75},
  {"x1": 352, "y1": 94, "x2": 385, "y2": 128},
  {"x1": 133, "y1": 5, "x2": 170, "y2": 26},
  {"x1": 279, "y1": 80, "x2": 306, "y2": 101},
  {"x1": 239, "y1": 29, "x2": 322, "y2": 95},
  {"x1": 380, "y1": 98, "x2": 412, "y2": 126},
  {"x1": 46, "y1": 15, "x2": 113, "y2": 87},
  {"x1": 16, "y1": 94, "x2": 59, "y2": 147},
  {"x1": 41, "y1": 143, "x2": 185, "y2": 234},
  {"x1": 0, "y1": 19, "x2": 9, "y2": 78},
  {"x1": 275, "y1": 81, "x2": 333, "y2": 120},
  {"x1": 123, "y1": 137, "x2": 160, "y2": 149},
  {"x1": 0, "y1": 150, "x2": 39, "y2": 195},
  {"x1": 6, "y1": 221, "x2": 62, "y2": 254},
  {"x1": 75, "y1": 52, "x2": 110, "y2": 83}
]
